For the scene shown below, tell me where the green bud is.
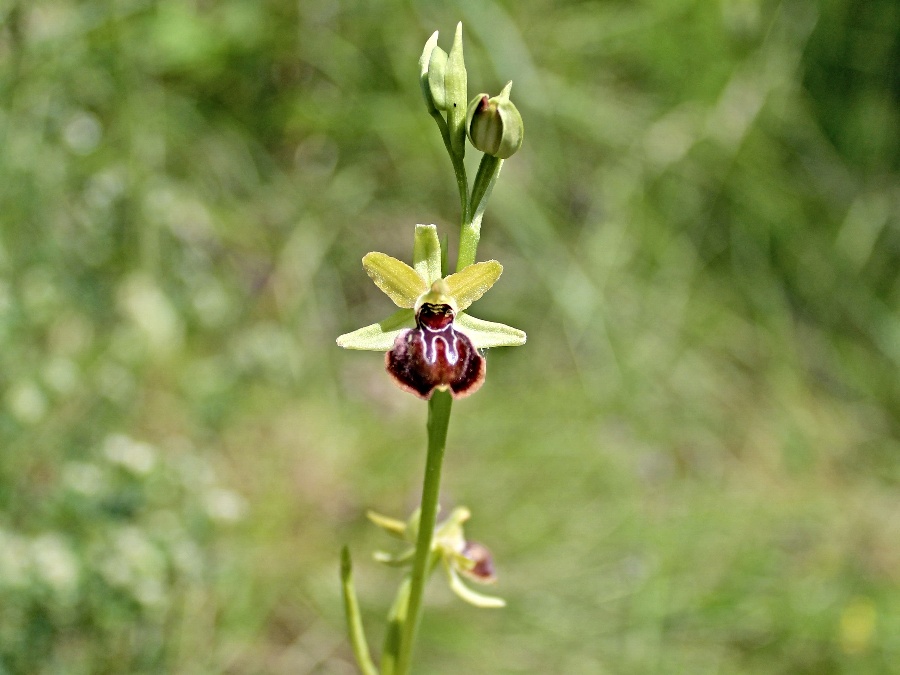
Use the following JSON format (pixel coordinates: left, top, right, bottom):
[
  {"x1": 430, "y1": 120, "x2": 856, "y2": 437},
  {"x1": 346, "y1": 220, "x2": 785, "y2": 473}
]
[
  {"x1": 418, "y1": 31, "x2": 441, "y2": 114},
  {"x1": 465, "y1": 81, "x2": 524, "y2": 159},
  {"x1": 445, "y1": 23, "x2": 468, "y2": 157},
  {"x1": 427, "y1": 46, "x2": 449, "y2": 110}
]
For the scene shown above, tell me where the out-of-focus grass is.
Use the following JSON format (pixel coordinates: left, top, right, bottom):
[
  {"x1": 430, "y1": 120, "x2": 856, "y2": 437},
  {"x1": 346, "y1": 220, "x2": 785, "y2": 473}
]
[{"x1": 1, "y1": 0, "x2": 898, "y2": 673}]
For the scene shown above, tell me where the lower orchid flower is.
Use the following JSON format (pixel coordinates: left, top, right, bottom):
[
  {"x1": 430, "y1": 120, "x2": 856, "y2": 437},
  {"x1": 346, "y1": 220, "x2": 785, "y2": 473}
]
[
  {"x1": 337, "y1": 224, "x2": 525, "y2": 399},
  {"x1": 368, "y1": 507, "x2": 506, "y2": 609}
]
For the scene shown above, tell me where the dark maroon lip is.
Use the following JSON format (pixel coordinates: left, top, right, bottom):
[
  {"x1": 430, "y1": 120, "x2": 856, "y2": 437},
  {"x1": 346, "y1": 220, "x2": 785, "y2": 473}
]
[{"x1": 385, "y1": 303, "x2": 485, "y2": 399}]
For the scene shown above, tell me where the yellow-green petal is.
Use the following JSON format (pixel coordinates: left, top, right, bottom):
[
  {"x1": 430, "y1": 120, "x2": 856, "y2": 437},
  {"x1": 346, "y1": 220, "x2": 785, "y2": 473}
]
[
  {"x1": 362, "y1": 253, "x2": 428, "y2": 308},
  {"x1": 443, "y1": 260, "x2": 503, "y2": 311},
  {"x1": 336, "y1": 309, "x2": 415, "y2": 351}
]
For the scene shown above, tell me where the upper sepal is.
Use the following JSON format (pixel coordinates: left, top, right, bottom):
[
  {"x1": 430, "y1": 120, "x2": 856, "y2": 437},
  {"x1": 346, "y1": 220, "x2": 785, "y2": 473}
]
[{"x1": 413, "y1": 224, "x2": 442, "y2": 286}]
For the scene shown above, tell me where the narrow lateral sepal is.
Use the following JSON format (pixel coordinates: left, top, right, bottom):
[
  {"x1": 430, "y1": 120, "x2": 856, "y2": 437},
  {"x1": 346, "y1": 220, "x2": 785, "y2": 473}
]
[
  {"x1": 455, "y1": 313, "x2": 526, "y2": 349},
  {"x1": 336, "y1": 308, "x2": 416, "y2": 351}
]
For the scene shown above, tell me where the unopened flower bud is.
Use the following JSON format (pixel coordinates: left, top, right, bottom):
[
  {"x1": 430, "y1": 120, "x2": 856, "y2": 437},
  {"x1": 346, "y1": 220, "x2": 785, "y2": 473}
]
[
  {"x1": 426, "y1": 45, "x2": 449, "y2": 111},
  {"x1": 465, "y1": 82, "x2": 524, "y2": 159},
  {"x1": 419, "y1": 24, "x2": 468, "y2": 158},
  {"x1": 419, "y1": 32, "x2": 442, "y2": 114}
]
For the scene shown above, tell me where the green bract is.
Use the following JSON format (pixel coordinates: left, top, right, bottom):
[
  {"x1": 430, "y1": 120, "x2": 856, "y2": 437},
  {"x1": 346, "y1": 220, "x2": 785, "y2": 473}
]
[{"x1": 336, "y1": 224, "x2": 525, "y2": 352}]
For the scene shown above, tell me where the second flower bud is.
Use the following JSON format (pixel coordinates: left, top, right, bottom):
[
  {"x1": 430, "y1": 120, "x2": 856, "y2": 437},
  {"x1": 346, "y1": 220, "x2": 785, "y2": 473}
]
[{"x1": 465, "y1": 82, "x2": 524, "y2": 159}]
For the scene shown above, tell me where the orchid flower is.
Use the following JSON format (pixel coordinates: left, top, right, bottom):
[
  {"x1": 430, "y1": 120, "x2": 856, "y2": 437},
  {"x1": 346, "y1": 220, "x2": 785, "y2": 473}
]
[
  {"x1": 337, "y1": 224, "x2": 525, "y2": 399},
  {"x1": 368, "y1": 506, "x2": 505, "y2": 609}
]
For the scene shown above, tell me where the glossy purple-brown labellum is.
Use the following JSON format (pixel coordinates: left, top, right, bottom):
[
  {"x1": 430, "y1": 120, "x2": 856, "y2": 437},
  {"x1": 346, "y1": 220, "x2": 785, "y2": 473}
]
[
  {"x1": 385, "y1": 303, "x2": 485, "y2": 399},
  {"x1": 460, "y1": 541, "x2": 497, "y2": 583}
]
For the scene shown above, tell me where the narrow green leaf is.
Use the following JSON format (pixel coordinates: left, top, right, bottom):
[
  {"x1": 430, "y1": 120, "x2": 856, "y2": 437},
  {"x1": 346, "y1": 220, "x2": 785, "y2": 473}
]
[
  {"x1": 443, "y1": 260, "x2": 503, "y2": 311},
  {"x1": 413, "y1": 225, "x2": 442, "y2": 286},
  {"x1": 469, "y1": 154, "x2": 502, "y2": 220},
  {"x1": 363, "y1": 253, "x2": 428, "y2": 308},
  {"x1": 340, "y1": 547, "x2": 379, "y2": 675},
  {"x1": 381, "y1": 575, "x2": 412, "y2": 675},
  {"x1": 336, "y1": 309, "x2": 415, "y2": 351},
  {"x1": 455, "y1": 313, "x2": 526, "y2": 349}
]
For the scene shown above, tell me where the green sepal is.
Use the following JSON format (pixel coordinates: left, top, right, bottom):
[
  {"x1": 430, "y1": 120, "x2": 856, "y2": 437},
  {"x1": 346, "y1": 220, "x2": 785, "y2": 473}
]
[
  {"x1": 455, "y1": 313, "x2": 526, "y2": 349},
  {"x1": 336, "y1": 308, "x2": 415, "y2": 351},
  {"x1": 444, "y1": 559, "x2": 505, "y2": 609},
  {"x1": 443, "y1": 261, "x2": 503, "y2": 311},
  {"x1": 418, "y1": 31, "x2": 440, "y2": 114},
  {"x1": 367, "y1": 510, "x2": 408, "y2": 539},
  {"x1": 374, "y1": 548, "x2": 416, "y2": 567},
  {"x1": 445, "y1": 22, "x2": 467, "y2": 158},
  {"x1": 433, "y1": 506, "x2": 471, "y2": 539},
  {"x1": 340, "y1": 547, "x2": 379, "y2": 675},
  {"x1": 494, "y1": 81, "x2": 524, "y2": 159},
  {"x1": 362, "y1": 252, "x2": 427, "y2": 308},
  {"x1": 413, "y1": 224, "x2": 442, "y2": 286}
]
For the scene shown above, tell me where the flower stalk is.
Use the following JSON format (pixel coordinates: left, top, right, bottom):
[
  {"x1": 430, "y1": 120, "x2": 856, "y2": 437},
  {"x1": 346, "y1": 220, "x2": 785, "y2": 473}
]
[
  {"x1": 394, "y1": 389, "x2": 452, "y2": 675},
  {"x1": 337, "y1": 22, "x2": 524, "y2": 675}
]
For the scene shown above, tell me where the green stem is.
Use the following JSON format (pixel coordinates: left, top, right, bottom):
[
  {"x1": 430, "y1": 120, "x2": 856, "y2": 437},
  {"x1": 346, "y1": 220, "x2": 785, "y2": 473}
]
[
  {"x1": 394, "y1": 390, "x2": 453, "y2": 675},
  {"x1": 456, "y1": 155, "x2": 503, "y2": 272},
  {"x1": 429, "y1": 111, "x2": 468, "y2": 225}
]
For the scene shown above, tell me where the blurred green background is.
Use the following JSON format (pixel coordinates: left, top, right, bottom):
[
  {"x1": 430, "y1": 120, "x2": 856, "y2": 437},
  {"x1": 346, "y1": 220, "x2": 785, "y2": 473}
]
[{"x1": 1, "y1": 0, "x2": 899, "y2": 673}]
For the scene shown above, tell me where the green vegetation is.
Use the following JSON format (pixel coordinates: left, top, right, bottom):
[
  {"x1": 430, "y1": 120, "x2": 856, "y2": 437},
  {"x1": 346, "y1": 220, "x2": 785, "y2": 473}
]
[{"x1": 1, "y1": 1, "x2": 898, "y2": 673}]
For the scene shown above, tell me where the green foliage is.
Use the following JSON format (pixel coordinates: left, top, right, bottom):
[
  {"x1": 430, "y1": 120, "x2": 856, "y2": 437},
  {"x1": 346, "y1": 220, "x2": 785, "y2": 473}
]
[{"x1": 1, "y1": 0, "x2": 898, "y2": 673}]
